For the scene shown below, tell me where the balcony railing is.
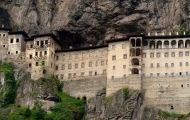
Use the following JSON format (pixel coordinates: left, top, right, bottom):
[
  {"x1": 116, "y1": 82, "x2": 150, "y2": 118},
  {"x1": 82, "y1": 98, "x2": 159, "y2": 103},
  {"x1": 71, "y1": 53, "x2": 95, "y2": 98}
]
[{"x1": 33, "y1": 44, "x2": 50, "y2": 49}]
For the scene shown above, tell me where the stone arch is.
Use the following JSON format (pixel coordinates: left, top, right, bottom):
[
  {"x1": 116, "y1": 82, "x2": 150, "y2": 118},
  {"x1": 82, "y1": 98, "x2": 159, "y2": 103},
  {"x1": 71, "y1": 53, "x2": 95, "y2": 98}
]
[
  {"x1": 131, "y1": 68, "x2": 139, "y2": 74},
  {"x1": 136, "y1": 38, "x2": 141, "y2": 47},
  {"x1": 149, "y1": 41, "x2": 155, "y2": 49},
  {"x1": 178, "y1": 40, "x2": 184, "y2": 48},
  {"x1": 136, "y1": 48, "x2": 141, "y2": 56},
  {"x1": 131, "y1": 39, "x2": 135, "y2": 47},
  {"x1": 132, "y1": 58, "x2": 139, "y2": 66},
  {"x1": 171, "y1": 40, "x2": 176, "y2": 48},
  {"x1": 130, "y1": 48, "x2": 135, "y2": 57},
  {"x1": 185, "y1": 40, "x2": 190, "y2": 48},
  {"x1": 143, "y1": 41, "x2": 148, "y2": 49},
  {"x1": 164, "y1": 40, "x2": 169, "y2": 48},
  {"x1": 157, "y1": 41, "x2": 162, "y2": 48}
]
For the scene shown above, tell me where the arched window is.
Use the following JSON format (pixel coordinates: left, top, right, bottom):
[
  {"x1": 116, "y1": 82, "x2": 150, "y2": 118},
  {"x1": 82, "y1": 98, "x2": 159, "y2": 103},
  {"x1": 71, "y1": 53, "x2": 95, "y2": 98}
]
[
  {"x1": 178, "y1": 40, "x2": 184, "y2": 48},
  {"x1": 132, "y1": 58, "x2": 139, "y2": 66},
  {"x1": 136, "y1": 48, "x2": 141, "y2": 56},
  {"x1": 171, "y1": 40, "x2": 176, "y2": 48},
  {"x1": 130, "y1": 48, "x2": 136, "y2": 57},
  {"x1": 164, "y1": 41, "x2": 169, "y2": 48},
  {"x1": 157, "y1": 41, "x2": 162, "y2": 49},
  {"x1": 131, "y1": 39, "x2": 135, "y2": 47},
  {"x1": 143, "y1": 41, "x2": 148, "y2": 49},
  {"x1": 149, "y1": 41, "x2": 155, "y2": 49},
  {"x1": 131, "y1": 68, "x2": 139, "y2": 74},
  {"x1": 136, "y1": 38, "x2": 141, "y2": 47},
  {"x1": 185, "y1": 40, "x2": 190, "y2": 48}
]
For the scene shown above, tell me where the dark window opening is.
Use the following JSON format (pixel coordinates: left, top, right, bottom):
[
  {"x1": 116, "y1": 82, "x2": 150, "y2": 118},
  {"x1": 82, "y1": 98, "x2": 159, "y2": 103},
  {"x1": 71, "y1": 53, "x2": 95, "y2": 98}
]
[
  {"x1": 41, "y1": 41, "x2": 44, "y2": 47},
  {"x1": 181, "y1": 84, "x2": 183, "y2": 88},
  {"x1": 180, "y1": 72, "x2": 182, "y2": 75},
  {"x1": 171, "y1": 106, "x2": 174, "y2": 110},
  {"x1": 132, "y1": 58, "x2": 140, "y2": 66},
  {"x1": 36, "y1": 62, "x2": 39, "y2": 66},
  {"x1": 16, "y1": 38, "x2": 19, "y2": 43},
  {"x1": 131, "y1": 68, "x2": 139, "y2": 74},
  {"x1": 95, "y1": 72, "x2": 97, "y2": 75},
  {"x1": 29, "y1": 63, "x2": 32, "y2": 67},
  {"x1": 136, "y1": 39, "x2": 141, "y2": 47},
  {"x1": 131, "y1": 39, "x2": 135, "y2": 47},
  {"x1": 10, "y1": 39, "x2": 13, "y2": 43},
  {"x1": 43, "y1": 70, "x2": 46, "y2": 74},
  {"x1": 42, "y1": 61, "x2": 45, "y2": 65},
  {"x1": 82, "y1": 96, "x2": 87, "y2": 101}
]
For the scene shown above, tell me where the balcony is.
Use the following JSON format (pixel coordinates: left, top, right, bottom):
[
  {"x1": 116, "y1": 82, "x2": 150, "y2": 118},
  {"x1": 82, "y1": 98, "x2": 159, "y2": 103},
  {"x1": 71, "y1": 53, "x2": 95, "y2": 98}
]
[
  {"x1": 33, "y1": 56, "x2": 47, "y2": 61},
  {"x1": 33, "y1": 44, "x2": 50, "y2": 49}
]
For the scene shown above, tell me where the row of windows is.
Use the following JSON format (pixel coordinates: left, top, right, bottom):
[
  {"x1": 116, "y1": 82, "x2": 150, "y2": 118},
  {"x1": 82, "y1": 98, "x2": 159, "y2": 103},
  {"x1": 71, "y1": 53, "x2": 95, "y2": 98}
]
[
  {"x1": 28, "y1": 61, "x2": 45, "y2": 67},
  {"x1": 56, "y1": 70, "x2": 107, "y2": 79},
  {"x1": 56, "y1": 61, "x2": 107, "y2": 70},
  {"x1": 143, "y1": 72, "x2": 189, "y2": 77},
  {"x1": 112, "y1": 54, "x2": 127, "y2": 60},
  {"x1": 111, "y1": 43, "x2": 127, "y2": 50},
  {"x1": 0, "y1": 34, "x2": 6, "y2": 37},
  {"x1": 34, "y1": 51, "x2": 47, "y2": 58},
  {"x1": 112, "y1": 65, "x2": 126, "y2": 70},
  {"x1": 111, "y1": 74, "x2": 127, "y2": 79},
  {"x1": 10, "y1": 38, "x2": 20, "y2": 43},
  {"x1": 56, "y1": 50, "x2": 107, "y2": 60},
  {"x1": 143, "y1": 51, "x2": 190, "y2": 58},
  {"x1": 144, "y1": 62, "x2": 189, "y2": 68},
  {"x1": 7, "y1": 51, "x2": 19, "y2": 55}
]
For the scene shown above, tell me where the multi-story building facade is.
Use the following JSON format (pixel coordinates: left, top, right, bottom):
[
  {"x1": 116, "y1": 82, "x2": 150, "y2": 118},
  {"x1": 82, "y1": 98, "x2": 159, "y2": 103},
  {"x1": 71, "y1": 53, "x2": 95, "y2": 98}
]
[{"x1": 1, "y1": 26, "x2": 190, "y2": 113}]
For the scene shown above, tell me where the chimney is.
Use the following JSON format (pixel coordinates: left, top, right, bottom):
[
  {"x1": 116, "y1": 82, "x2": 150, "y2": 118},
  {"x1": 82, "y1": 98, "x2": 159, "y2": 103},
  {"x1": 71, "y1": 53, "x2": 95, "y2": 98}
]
[
  {"x1": 176, "y1": 32, "x2": 178, "y2": 35},
  {"x1": 2, "y1": 24, "x2": 4, "y2": 28},
  {"x1": 184, "y1": 31, "x2": 186, "y2": 35},
  {"x1": 148, "y1": 32, "x2": 151, "y2": 36},
  {"x1": 69, "y1": 46, "x2": 72, "y2": 49}
]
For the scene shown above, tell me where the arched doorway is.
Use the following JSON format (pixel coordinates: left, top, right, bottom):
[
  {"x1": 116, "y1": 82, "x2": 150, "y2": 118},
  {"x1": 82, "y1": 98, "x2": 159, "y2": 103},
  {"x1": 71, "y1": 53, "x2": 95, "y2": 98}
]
[
  {"x1": 132, "y1": 58, "x2": 139, "y2": 66},
  {"x1": 131, "y1": 68, "x2": 139, "y2": 74},
  {"x1": 136, "y1": 38, "x2": 141, "y2": 47}
]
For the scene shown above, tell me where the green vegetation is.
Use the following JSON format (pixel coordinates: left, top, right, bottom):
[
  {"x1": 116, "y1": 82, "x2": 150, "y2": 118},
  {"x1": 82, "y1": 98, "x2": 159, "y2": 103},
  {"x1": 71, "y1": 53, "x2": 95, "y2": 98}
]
[
  {"x1": 105, "y1": 96, "x2": 112, "y2": 103},
  {"x1": 158, "y1": 110, "x2": 190, "y2": 120},
  {"x1": 0, "y1": 64, "x2": 86, "y2": 120},
  {"x1": 123, "y1": 88, "x2": 129, "y2": 100}
]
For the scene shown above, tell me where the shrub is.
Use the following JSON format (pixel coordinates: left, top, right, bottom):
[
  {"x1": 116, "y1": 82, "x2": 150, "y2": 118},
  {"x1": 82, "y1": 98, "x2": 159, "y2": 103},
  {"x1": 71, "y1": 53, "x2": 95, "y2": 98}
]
[{"x1": 123, "y1": 88, "x2": 129, "y2": 100}]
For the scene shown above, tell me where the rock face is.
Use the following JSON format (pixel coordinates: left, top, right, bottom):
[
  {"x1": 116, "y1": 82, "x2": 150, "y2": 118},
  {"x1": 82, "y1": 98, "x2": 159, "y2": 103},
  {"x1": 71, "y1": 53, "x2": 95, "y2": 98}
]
[
  {"x1": 1, "y1": 0, "x2": 190, "y2": 45},
  {"x1": 86, "y1": 88, "x2": 143, "y2": 120}
]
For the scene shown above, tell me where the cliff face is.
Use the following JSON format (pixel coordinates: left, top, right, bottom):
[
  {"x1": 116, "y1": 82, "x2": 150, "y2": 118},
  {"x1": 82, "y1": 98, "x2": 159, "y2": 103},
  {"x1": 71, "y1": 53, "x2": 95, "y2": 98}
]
[{"x1": 1, "y1": 0, "x2": 190, "y2": 45}]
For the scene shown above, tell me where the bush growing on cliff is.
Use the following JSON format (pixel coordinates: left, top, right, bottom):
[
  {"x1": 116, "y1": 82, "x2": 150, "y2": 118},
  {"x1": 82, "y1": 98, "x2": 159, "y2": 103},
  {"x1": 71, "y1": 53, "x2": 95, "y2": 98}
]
[
  {"x1": 158, "y1": 110, "x2": 190, "y2": 120},
  {"x1": 123, "y1": 88, "x2": 129, "y2": 100}
]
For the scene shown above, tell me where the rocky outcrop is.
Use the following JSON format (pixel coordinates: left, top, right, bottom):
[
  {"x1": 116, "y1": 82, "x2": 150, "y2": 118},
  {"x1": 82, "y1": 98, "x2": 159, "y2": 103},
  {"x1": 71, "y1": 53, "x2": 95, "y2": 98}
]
[
  {"x1": 86, "y1": 88, "x2": 143, "y2": 120},
  {"x1": 1, "y1": 0, "x2": 190, "y2": 46}
]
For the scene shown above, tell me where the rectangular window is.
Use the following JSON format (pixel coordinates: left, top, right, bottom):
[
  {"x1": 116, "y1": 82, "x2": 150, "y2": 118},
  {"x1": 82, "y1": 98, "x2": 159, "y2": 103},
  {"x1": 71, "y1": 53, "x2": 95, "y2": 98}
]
[
  {"x1": 150, "y1": 53, "x2": 154, "y2": 58},
  {"x1": 75, "y1": 54, "x2": 78, "y2": 59},
  {"x1": 102, "y1": 51, "x2": 104, "y2": 55},
  {"x1": 35, "y1": 52, "x2": 38, "y2": 56},
  {"x1": 29, "y1": 55, "x2": 32, "y2": 59},
  {"x1": 73, "y1": 73, "x2": 76, "y2": 78},
  {"x1": 165, "y1": 63, "x2": 168, "y2": 67},
  {"x1": 171, "y1": 52, "x2": 175, "y2": 57},
  {"x1": 150, "y1": 73, "x2": 153, "y2": 77},
  {"x1": 101, "y1": 61, "x2": 104, "y2": 66},
  {"x1": 62, "y1": 65, "x2": 65, "y2": 70},
  {"x1": 157, "y1": 63, "x2": 160, "y2": 68},
  {"x1": 63, "y1": 55, "x2": 66, "y2": 60},
  {"x1": 122, "y1": 44, "x2": 126, "y2": 49},
  {"x1": 37, "y1": 41, "x2": 39, "y2": 45},
  {"x1": 186, "y1": 62, "x2": 189, "y2": 66},
  {"x1": 123, "y1": 54, "x2": 127, "y2": 59},
  {"x1": 156, "y1": 53, "x2": 160, "y2": 58},
  {"x1": 7, "y1": 51, "x2": 11, "y2": 54},
  {"x1": 123, "y1": 74, "x2": 126, "y2": 78},
  {"x1": 44, "y1": 51, "x2": 47, "y2": 55},
  {"x1": 112, "y1": 55, "x2": 116, "y2": 60},
  {"x1": 68, "y1": 74, "x2": 72, "y2": 78},
  {"x1": 43, "y1": 70, "x2": 46, "y2": 74},
  {"x1": 112, "y1": 45, "x2": 115, "y2": 50},
  {"x1": 75, "y1": 64, "x2": 78, "y2": 69},
  {"x1": 68, "y1": 64, "x2": 72, "y2": 69},
  {"x1": 113, "y1": 66, "x2": 115, "y2": 70},
  {"x1": 81, "y1": 72, "x2": 84, "y2": 77},
  {"x1": 150, "y1": 63, "x2": 153, "y2": 68},
  {"x1": 16, "y1": 51, "x2": 18, "y2": 54},
  {"x1": 171, "y1": 72, "x2": 174, "y2": 76},
  {"x1": 81, "y1": 63, "x2": 85, "y2": 68},
  {"x1": 89, "y1": 52, "x2": 92, "y2": 57},
  {"x1": 45, "y1": 40, "x2": 48, "y2": 44},
  {"x1": 29, "y1": 63, "x2": 32, "y2": 68},
  {"x1": 186, "y1": 51, "x2": 189, "y2": 56},
  {"x1": 112, "y1": 76, "x2": 114, "y2": 79},
  {"x1": 180, "y1": 62, "x2": 182, "y2": 66},
  {"x1": 186, "y1": 72, "x2": 189, "y2": 75},
  {"x1": 36, "y1": 62, "x2": 39, "y2": 66},
  {"x1": 82, "y1": 53, "x2": 85, "y2": 58},
  {"x1": 89, "y1": 62, "x2": 92, "y2": 67},
  {"x1": 171, "y1": 63, "x2": 174, "y2": 67},
  {"x1": 56, "y1": 56, "x2": 59, "y2": 60},
  {"x1": 96, "y1": 61, "x2": 98, "y2": 66},
  {"x1": 16, "y1": 38, "x2": 19, "y2": 43},
  {"x1": 56, "y1": 66, "x2": 58, "y2": 70},
  {"x1": 60, "y1": 74, "x2": 64, "y2": 79},
  {"x1": 179, "y1": 52, "x2": 183, "y2": 57},
  {"x1": 165, "y1": 73, "x2": 168, "y2": 76},
  {"x1": 42, "y1": 61, "x2": 45, "y2": 65},
  {"x1": 165, "y1": 52, "x2": 169, "y2": 57},
  {"x1": 69, "y1": 54, "x2": 72, "y2": 59},
  {"x1": 157, "y1": 73, "x2": 160, "y2": 77},
  {"x1": 103, "y1": 70, "x2": 106, "y2": 74},
  {"x1": 143, "y1": 53, "x2": 146, "y2": 58},
  {"x1": 123, "y1": 65, "x2": 126, "y2": 69},
  {"x1": 89, "y1": 71, "x2": 92, "y2": 76},
  {"x1": 10, "y1": 39, "x2": 13, "y2": 43}
]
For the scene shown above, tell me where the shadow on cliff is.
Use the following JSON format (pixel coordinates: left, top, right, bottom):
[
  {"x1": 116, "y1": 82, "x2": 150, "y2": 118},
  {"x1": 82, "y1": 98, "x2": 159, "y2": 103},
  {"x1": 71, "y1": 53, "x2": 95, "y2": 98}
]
[{"x1": 0, "y1": 7, "x2": 10, "y2": 27}]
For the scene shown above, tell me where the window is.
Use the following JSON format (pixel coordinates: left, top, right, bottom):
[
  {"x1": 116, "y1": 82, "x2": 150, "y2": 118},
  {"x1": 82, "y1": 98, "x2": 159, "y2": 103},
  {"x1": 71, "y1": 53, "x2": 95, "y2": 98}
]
[
  {"x1": 7, "y1": 51, "x2": 11, "y2": 54},
  {"x1": 68, "y1": 64, "x2": 72, "y2": 69},
  {"x1": 45, "y1": 40, "x2": 48, "y2": 44},
  {"x1": 123, "y1": 54, "x2": 127, "y2": 59},
  {"x1": 56, "y1": 56, "x2": 59, "y2": 60},
  {"x1": 112, "y1": 55, "x2": 116, "y2": 60},
  {"x1": 143, "y1": 53, "x2": 146, "y2": 58},
  {"x1": 42, "y1": 61, "x2": 45, "y2": 65},
  {"x1": 179, "y1": 72, "x2": 182, "y2": 75},
  {"x1": 89, "y1": 52, "x2": 92, "y2": 57},
  {"x1": 68, "y1": 74, "x2": 72, "y2": 78},
  {"x1": 2, "y1": 45, "x2": 6, "y2": 48},
  {"x1": 101, "y1": 61, "x2": 104, "y2": 66},
  {"x1": 16, "y1": 51, "x2": 18, "y2": 54},
  {"x1": 73, "y1": 73, "x2": 76, "y2": 78},
  {"x1": 43, "y1": 70, "x2": 46, "y2": 74},
  {"x1": 186, "y1": 62, "x2": 189, "y2": 66},
  {"x1": 30, "y1": 44, "x2": 33, "y2": 48},
  {"x1": 89, "y1": 71, "x2": 92, "y2": 76},
  {"x1": 150, "y1": 73, "x2": 153, "y2": 77},
  {"x1": 29, "y1": 63, "x2": 32, "y2": 67},
  {"x1": 165, "y1": 52, "x2": 169, "y2": 57},
  {"x1": 171, "y1": 63, "x2": 174, "y2": 67},
  {"x1": 150, "y1": 53, "x2": 154, "y2": 58},
  {"x1": 35, "y1": 52, "x2": 38, "y2": 56},
  {"x1": 81, "y1": 72, "x2": 84, "y2": 77},
  {"x1": 81, "y1": 63, "x2": 85, "y2": 68},
  {"x1": 165, "y1": 63, "x2": 168, "y2": 67},
  {"x1": 123, "y1": 65, "x2": 126, "y2": 69},
  {"x1": 3, "y1": 34, "x2": 5, "y2": 37},
  {"x1": 36, "y1": 62, "x2": 39, "y2": 66},
  {"x1": 82, "y1": 53, "x2": 85, "y2": 58},
  {"x1": 60, "y1": 74, "x2": 64, "y2": 79},
  {"x1": 113, "y1": 66, "x2": 115, "y2": 70},
  {"x1": 56, "y1": 75, "x2": 58, "y2": 79},
  {"x1": 62, "y1": 65, "x2": 65, "y2": 70},
  {"x1": 69, "y1": 54, "x2": 72, "y2": 59},
  {"x1": 16, "y1": 38, "x2": 19, "y2": 43},
  {"x1": 171, "y1": 52, "x2": 175, "y2": 57},
  {"x1": 123, "y1": 74, "x2": 126, "y2": 78},
  {"x1": 112, "y1": 76, "x2": 114, "y2": 79},
  {"x1": 102, "y1": 51, "x2": 104, "y2": 55},
  {"x1": 75, "y1": 64, "x2": 78, "y2": 69},
  {"x1": 157, "y1": 63, "x2": 160, "y2": 68},
  {"x1": 171, "y1": 72, "x2": 174, "y2": 76},
  {"x1": 186, "y1": 72, "x2": 188, "y2": 75},
  {"x1": 157, "y1": 73, "x2": 160, "y2": 77},
  {"x1": 75, "y1": 54, "x2": 78, "y2": 59},
  {"x1": 179, "y1": 52, "x2": 183, "y2": 57},
  {"x1": 63, "y1": 55, "x2": 66, "y2": 60},
  {"x1": 44, "y1": 51, "x2": 47, "y2": 55},
  {"x1": 10, "y1": 39, "x2": 13, "y2": 43},
  {"x1": 186, "y1": 51, "x2": 189, "y2": 56},
  {"x1": 122, "y1": 44, "x2": 126, "y2": 49},
  {"x1": 56, "y1": 66, "x2": 58, "y2": 70},
  {"x1": 37, "y1": 41, "x2": 39, "y2": 46},
  {"x1": 165, "y1": 73, "x2": 168, "y2": 76},
  {"x1": 89, "y1": 62, "x2": 92, "y2": 67},
  {"x1": 112, "y1": 45, "x2": 115, "y2": 50},
  {"x1": 181, "y1": 84, "x2": 183, "y2": 88},
  {"x1": 180, "y1": 62, "x2": 182, "y2": 66},
  {"x1": 103, "y1": 70, "x2": 106, "y2": 74},
  {"x1": 156, "y1": 53, "x2": 160, "y2": 58},
  {"x1": 150, "y1": 63, "x2": 153, "y2": 68}
]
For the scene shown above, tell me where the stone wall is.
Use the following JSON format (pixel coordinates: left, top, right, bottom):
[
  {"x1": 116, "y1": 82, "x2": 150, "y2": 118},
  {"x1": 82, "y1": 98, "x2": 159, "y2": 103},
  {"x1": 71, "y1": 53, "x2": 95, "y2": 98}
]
[
  {"x1": 63, "y1": 76, "x2": 107, "y2": 99},
  {"x1": 142, "y1": 76, "x2": 190, "y2": 114}
]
